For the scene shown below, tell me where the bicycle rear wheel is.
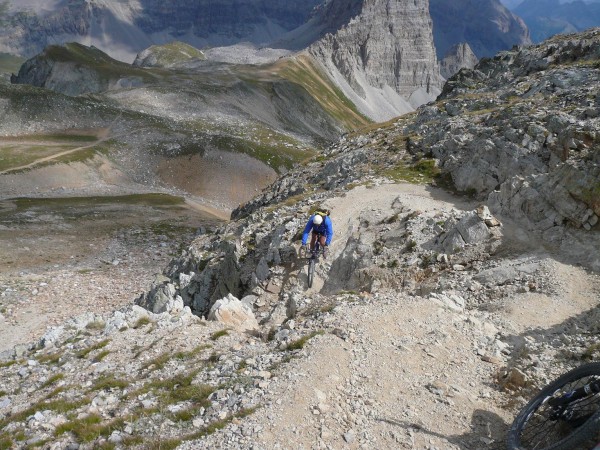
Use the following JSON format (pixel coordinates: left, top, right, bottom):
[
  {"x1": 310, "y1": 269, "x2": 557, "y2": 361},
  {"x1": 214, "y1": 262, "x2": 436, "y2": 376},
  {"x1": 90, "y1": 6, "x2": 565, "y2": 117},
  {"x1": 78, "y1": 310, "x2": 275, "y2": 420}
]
[
  {"x1": 507, "y1": 362, "x2": 600, "y2": 450},
  {"x1": 307, "y1": 258, "x2": 315, "y2": 288}
]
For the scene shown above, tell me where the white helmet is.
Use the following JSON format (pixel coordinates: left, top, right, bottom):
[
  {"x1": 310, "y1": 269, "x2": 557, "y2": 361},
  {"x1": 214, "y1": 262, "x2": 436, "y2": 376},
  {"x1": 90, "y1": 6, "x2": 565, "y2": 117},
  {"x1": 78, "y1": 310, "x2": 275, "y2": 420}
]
[{"x1": 313, "y1": 215, "x2": 323, "y2": 225}]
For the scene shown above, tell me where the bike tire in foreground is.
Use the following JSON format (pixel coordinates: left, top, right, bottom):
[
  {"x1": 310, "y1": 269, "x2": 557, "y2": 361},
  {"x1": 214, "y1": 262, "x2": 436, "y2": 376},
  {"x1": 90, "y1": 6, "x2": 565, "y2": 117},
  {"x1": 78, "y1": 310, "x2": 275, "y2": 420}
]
[{"x1": 507, "y1": 362, "x2": 600, "y2": 450}]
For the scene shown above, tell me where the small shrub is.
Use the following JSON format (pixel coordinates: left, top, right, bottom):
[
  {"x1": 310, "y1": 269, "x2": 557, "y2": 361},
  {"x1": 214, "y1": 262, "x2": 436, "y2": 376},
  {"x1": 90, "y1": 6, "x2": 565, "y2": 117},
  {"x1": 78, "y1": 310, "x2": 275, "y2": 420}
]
[
  {"x1": 373, "y1": 240, "x2": 384, "y2": 255},
  {"x1": 76, "y1": 339, "x2": 110, "y2": 359},
  {"x1": 582, "y1": 343, "x2": 600, "y2": 360},
  {"x1": 406, "y1": 240, "x2": 417, "y2": 252},
  {"x1": 89, "y1": 376, "x2": 129, "y2": 392},
  {"x1": 210, "y1": 329, "x2": 229, "y2": 341},
  {"x1": 37, "y1": 352, "x2": 62, "y2": 365},
  {"x1": 285, "y1": 331, "x2": 324, "y2": 351},
  {"x1": 382, "y1": 213, "x2": 400, "y2": 224},
  {"x1": 0, "y1": 434, "x2": 13, "y2": 449},
  {"x1": 85, "y1": 321, "x2": 105, "y2": 331},
  {"x1": 141, "y1": 352, "x2": 171, "y2": 371},
  {"x1": 173, "y1": 344, "x2": 211, "y2": 360},
  {"x1": 208, "y1": 352, "x2": 220, "y2": 363},
  {"x1": 132, "y1": 317, "x2": 151, "y2": 329},
  {"x1": 41, "y1": 373, "x2": 65, "y2": 389},
  {"x1": 266, "y1": 327, "x2": 277, "y2": 342},
  {"x1": 93, "y1": 350, "x2": 111, "y2": 362}
]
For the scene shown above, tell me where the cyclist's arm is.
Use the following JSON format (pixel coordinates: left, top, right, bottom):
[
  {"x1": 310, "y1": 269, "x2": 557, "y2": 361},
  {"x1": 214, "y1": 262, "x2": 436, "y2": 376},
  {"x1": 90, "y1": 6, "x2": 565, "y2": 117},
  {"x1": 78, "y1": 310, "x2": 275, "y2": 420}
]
[
  {"x1": 325, "y1": 217, "x2": 333, "y2": 246},
  {"x1": 301, "y1": 218, "x2": 313, "y2": 245}
]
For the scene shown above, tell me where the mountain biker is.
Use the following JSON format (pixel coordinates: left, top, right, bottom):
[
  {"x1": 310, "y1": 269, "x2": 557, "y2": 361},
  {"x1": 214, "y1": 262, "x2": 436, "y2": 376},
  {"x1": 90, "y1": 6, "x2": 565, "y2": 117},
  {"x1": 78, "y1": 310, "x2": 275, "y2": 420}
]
[{"x1": 301, "y1": 209, "x2": 333, "y2": 258}]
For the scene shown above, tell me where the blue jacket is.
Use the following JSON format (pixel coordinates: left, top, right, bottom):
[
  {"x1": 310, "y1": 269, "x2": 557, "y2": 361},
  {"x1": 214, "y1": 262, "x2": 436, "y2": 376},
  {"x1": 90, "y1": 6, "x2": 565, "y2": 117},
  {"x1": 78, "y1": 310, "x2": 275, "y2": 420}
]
[{"x1": 302, "y1": 215, "x2": 333, "y2": 246}]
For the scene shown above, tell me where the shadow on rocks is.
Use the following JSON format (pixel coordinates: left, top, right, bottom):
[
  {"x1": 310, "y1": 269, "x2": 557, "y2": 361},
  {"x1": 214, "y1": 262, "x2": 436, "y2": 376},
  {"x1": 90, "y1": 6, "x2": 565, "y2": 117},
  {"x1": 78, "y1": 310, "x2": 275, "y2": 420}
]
[{"x1": 376, "y1": 408, "x2": 510, "y2": 449}]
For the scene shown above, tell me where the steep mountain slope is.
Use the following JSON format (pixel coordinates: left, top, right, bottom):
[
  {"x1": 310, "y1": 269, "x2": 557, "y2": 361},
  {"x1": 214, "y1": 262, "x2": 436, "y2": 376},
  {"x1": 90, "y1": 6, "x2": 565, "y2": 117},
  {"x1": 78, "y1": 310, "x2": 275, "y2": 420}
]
[
  {"x1": 0, "y1": 0, "x2": 322, "y2": 62},
  {"x1": 515, "y1": 0, "x2": 600, "y2": 42},
  {"x1": 1, "y1": 0, "x2": 536, "y2": 121},
  {"x1": 4, "y1": 43, "x2": 368, "y2": 210},
  {"x1": 429, "y1": 0, "x2": 531, "y2": 59},
  {"x1": 440, "y1": 42, "x2": 479, "y2": 79},
  {"x1": 289, "y1": 0, "x2": 444, "y2": 121}
]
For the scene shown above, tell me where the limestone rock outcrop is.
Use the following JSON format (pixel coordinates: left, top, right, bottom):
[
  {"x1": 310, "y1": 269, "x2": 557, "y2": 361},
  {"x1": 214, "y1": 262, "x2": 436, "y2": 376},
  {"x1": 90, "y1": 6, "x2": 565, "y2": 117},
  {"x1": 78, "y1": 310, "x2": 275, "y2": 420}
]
[
  {"x1": 307, "y1": 0, "x2": 444, "y2": 121},
  {"x1": 208, "y1": 294, "x2": 259, "y2": 331},
  {"x1": 440, "y1": 43, "x2": 479, "y2": 79}
]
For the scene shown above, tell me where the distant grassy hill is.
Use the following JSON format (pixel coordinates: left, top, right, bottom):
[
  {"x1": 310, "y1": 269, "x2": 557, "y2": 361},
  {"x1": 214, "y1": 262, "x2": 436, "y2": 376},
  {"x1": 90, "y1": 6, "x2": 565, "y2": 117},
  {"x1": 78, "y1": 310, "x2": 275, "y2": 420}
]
[{"x1": 1, "y1": 43, "x2": 370, "y2": 208}]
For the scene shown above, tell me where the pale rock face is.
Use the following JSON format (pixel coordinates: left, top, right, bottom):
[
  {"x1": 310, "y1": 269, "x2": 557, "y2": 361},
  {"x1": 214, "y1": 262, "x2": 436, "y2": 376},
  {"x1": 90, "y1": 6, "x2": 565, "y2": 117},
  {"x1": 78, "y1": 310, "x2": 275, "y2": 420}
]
[
  {"x1": 440, "y1": 43, "x2": 479, "y2": 79},
  {"x1": 309, "y1": 0, "x2": 444, "y2": 121},
  {"x1": 208, "y1": 294, "x2": 259, "y2": 332}
]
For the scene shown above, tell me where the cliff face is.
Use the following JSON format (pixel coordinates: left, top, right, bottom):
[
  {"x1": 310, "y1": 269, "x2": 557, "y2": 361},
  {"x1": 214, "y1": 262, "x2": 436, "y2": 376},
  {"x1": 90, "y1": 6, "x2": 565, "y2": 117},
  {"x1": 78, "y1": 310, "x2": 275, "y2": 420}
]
[
  {"x1": 440, "y1": 43, "x2": 479, "y2": 79},
  {"x1": 0, "y1": 0, "x2": 322, "y2": 62},
  {"x1": 429, "y1": 0, "x2": 531, "y2": 59},
  {"x1": 308, "y1": 0, "x2": 444, "y2": 121}
]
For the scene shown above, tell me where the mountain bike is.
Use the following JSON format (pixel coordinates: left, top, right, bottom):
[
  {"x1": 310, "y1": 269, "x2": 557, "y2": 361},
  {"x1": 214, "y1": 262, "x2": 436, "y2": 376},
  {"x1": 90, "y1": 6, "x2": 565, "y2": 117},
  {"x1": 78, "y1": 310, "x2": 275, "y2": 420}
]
[
  {"x1": 305, "y1": 240, "x2": 325, "y2": 288},
  {"x1": 507, "y1": 362, "x2": 600, "y2": 450}
]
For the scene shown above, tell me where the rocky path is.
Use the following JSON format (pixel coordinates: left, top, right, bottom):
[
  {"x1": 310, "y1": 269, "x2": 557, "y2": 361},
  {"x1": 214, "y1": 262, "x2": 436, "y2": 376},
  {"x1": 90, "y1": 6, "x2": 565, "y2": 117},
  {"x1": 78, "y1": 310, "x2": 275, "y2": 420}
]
[
  {"x1": 179, "y1": 183, "x2": 600, "y2": 449},
  {"x1": 1, "y1": 182, "x2": 599, "y2": 450}
]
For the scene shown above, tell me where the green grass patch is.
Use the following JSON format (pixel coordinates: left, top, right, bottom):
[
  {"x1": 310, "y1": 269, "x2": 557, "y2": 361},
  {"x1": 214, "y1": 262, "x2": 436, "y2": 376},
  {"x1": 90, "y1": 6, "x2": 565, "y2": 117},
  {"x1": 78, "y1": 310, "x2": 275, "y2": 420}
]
[
  {"x1": 12, "y1": 193, "x2": 186, "y2": 211},
  {"x1": 131, "y1": 370, "x2": 214, "y2": 411},
  {"x1": 0, "y1": 360, "x2": 16, "y2": 368},
  {"x1": 173, "y1": 344, "x2": 211, "y2": 360},
  {"x1": 132, "y1": 316, "x2": 152, "y2": 329},
  {"x1": 43, "y1": 386, "x2": 67, "y2": 400},
  {"x1": 55, "y1": 414, "x2": 125, "y2": 443},
  {"x1": 93, "y1": 350, "x2": 111, "y2": 362},
  {"x1": 89, "y1": 375, "x2": 130, "y2": 392},
  {"x1": 210, "y1": 329, "x2": 229, "y2": 341},
  {"x1": 141, "y1": 352, "x2": 172, "y2": 370},
  {"x1": 76, "y1": 339, "x2": 110, "y2": 359},
  {"x1": 0, "y1": 434, "x2": 13, "y2": 450},
  {"x1": 274, "y1": 55, "x2": 370, "y2": 130},
  {"x1": 0, "y1": 397, "x2": 88, "y2": 430},
  {"x1": 285, "y1": 331, "x2": 325, "y2": 351},
  {"x1": 0, "y1": 143, "x2": 79, "y2": 172},
  {"x1": 40, "y1": 373, "x2": 65, "y2": 389},
  {"x1": 85, "y1": 320, "x2": 105, "y2": 331},
  {"x1": 37, "y1": 351, "x2": 63, "y2": 365},
  {"x1": 146, "y1": 406, "x2": 258, "y2": 450},
  {"x1": 137, "y1": 41, "x2": 206, "y2": 68},
  {"x1": 383, "y1": 159, "x2": 441, "y2": 184},
  {"x1": 43, "y1": 43, "x2": 156, "y2": 85}
]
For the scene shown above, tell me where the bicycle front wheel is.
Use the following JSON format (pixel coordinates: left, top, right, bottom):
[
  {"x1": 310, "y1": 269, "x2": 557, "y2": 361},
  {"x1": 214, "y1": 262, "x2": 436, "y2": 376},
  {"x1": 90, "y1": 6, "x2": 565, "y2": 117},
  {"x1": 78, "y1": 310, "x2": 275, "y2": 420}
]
[
  {"x1": 507, "y1": 362, "x2": 600, "y2": 450},
  {"x1": 307, "y1": 258, "x2": 315, "y2": 288}
]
